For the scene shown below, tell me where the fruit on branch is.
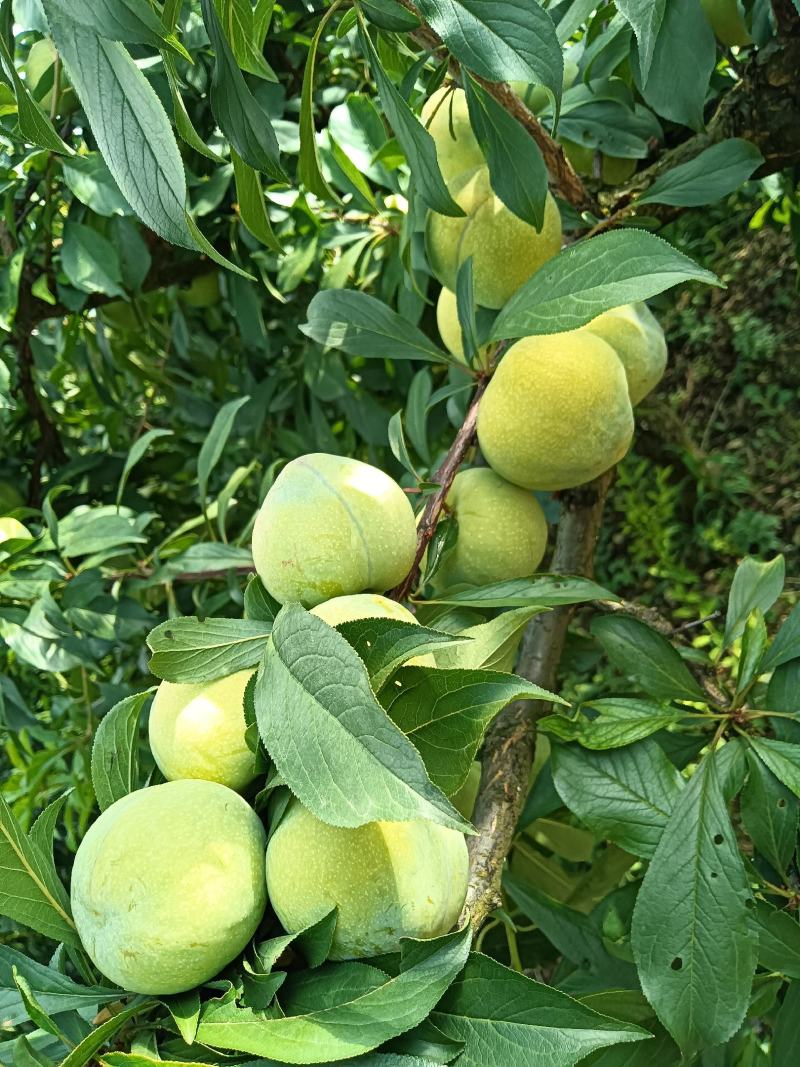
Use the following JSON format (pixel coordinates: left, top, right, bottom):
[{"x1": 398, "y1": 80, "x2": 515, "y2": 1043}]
[
  {"x1": 581, "y1": 303, "x2": 668, "y2": 405},
  {"x1": 429, "y1": 468, "x2": 548, "y2": 592},
  {"x1": 312, "y1": 592, "x2": 435, "y2": 665},
  {"x1": 477, "y1": 332, "x2": 634, "y2": 490},
  {"x1": 701, "y1": 0, "x2": 752, "y2": 47},
  {"x1": 426, "y1": 165, "x2": 562, "y2": 310},
  {"x1": 0, "y1": 517, "x2": 32, "y2": 543},
  {"x1": 561, "y1": 140, "x2": 638, "y2": 185},
  {"x1": 252, "y1": 453, "x2": 417, "y2": 607},
  {"x1": 148, "y1": 670, "x2": 256, "y2": 792},
  {"x1": 509, "y1": 59, "x2": 580, "y2": 115},
  {"x1": 436, "y1": 287, "x2": 490, "y2": 369},
  {"x1": 71, "y1": 780, "x2": 267, "y2": 994},
  {"x1": 179, "y1": 272, "x2": 221, "y2": 308},
  {"x1": 265, "y1": 801, "x2": 468, "y2": 959},
  {"x1": 421, "y1": 87, "x2": 485, "y2": 188}
]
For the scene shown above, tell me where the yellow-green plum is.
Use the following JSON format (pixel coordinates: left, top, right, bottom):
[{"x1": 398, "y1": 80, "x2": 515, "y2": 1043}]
[
  {"x1": 71, "y1": 780, "x2": 267, "y2": 994},
  {"x1": 420, "y1": 87, "x2": 484, "y2": 187},
  {"x1": 451, "y1": 761, "x2": 481, "y2": 820},
  {"x1": 252, "y1": 454, "x2": 417, "y2": 607},
  {"x1": 0, "y1": 517, "x2": 32, "y2": 544},
  {"x1": 477, "y1": 332, "x2": 634, "y2": 490},
  {"x1": 581, "y1": 303, "x2": 668, "y2": 405},
  {"x1": 266, "y1": 802, "x2": 468, "y2": 959},
  {"x1": 426, "y1": 166, "x2": 562, "y2": 310},
  {"x1": 312, "y1": 592, "x2": 434, "y2": 666},
  {"x1": 601, "y1": 154, "x2": 637, "y2": 185},
  {"x1": 435, "y1": 288, "x2": 490, "y2": 369},
  {"x1": 510, "y1": 59, "x2": 580, "y2": 115},
  {"x1": 179, "y1": 272, "x2": 221, "y2": 308},
  {"x1": 148, "y1": 670, "x2": 256, "y2": 792},
  {"x1": 431, "y1": 468, "x2": 547, "y2": 591},
  {"x1": 701, "y1": 0, "x2": 752, "y2": 47}
]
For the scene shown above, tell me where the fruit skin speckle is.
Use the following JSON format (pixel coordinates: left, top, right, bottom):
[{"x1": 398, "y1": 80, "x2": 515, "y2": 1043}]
[
  {"x1": 252, "y1": 454, "x2": 417, "y2": 608},
  {"x1": 265, "y1": 801, "x2": 469, "y2": 959},
  {"x1": 70, "y1": 780, "x2": 267, "y2": 994}
]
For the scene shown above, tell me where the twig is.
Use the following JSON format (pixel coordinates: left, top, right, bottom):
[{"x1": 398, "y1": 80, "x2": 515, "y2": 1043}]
[
  {"x1": 390, "y1": 374, "x2": 490, "y2": 601},
  {"x1": 462, "y1": 470, "x2": 614, "y2": 930}
]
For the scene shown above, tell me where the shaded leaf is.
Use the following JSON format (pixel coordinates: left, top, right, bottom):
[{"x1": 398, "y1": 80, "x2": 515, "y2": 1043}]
[
  {"x1": 91, "y1": 690, "x2": 150, "y2": 811},
  {"x1": 639, "y1": 139, "x2": 764, "y2": 207},
  {"x1": 591, "y1": 615, "x2": 704, "y2": 703}
]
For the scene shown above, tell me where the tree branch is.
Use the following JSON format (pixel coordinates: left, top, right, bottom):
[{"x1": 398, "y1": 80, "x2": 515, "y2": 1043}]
[
  {"x1": 462, "y1": 470, "x2": 613, "y2": 930},
  {"x1": 390, "y1": 374, "x2": 489, "y2": 601}
]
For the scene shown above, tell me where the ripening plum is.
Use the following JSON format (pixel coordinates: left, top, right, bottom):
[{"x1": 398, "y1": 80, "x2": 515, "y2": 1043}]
[
  {"x1": 426, "y1": 166, "x2": 562, "y2": 310},
  {"x1": 0, "y1": 517, "x2": 31, "y2": 543},
  {"x1": 420, "y1": 86, "x2": 484, "y2": 188},
  {"x1": 148, "y1": 670, "x2": 256, "y2": 792},
  {"x1": 581, "y1": 303, "x2": 668, "y2": 405},
  {"x1": 252, "y1": 454, "x2": 417, "y2": 608},
  {"x1": 265, "y1": 801, "x2": 468, "y2": 959},
  {"x1": 430, "y1": 468, "x2": 548, "y2": 591},
  {"x1": 71, "y1": 780, "x2": 267, "y2": 994},
  {"x1": 436, "y1": 288, "x2": 490, "y2": 369},
  {"x1": 477, "y1": 332, "x2": 634, "y2": 490}
]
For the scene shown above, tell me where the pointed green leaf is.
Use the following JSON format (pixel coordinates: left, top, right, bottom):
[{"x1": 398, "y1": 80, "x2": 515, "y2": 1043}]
[
  {"x1": 147, "y1": 617, "x2": 272, "y2": 682},
  {"x1": 91, "y1": 690, "x2": 151, "y2": 811},
  {"x1": 591, "y1": 615, "x2": 704, "y2": 703}
]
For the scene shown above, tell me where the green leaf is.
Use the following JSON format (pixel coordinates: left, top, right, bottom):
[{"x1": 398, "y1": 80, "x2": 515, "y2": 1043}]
[
  {"x1": 0, "y1": 945, "x2": 119, "y2": 1027},
  {"x1": 215, "y1": 0, "x2": 277, "y2": 80},
  {"x1": 773, "y1": 981, "x2": 800, "y2": 1067},
  {"x1": 91, "y1": 690, "x2": 150, "y2": 811},
  {"x1": 61, "y1": 223, "x2": 125, "y2": 297},
  {"x1": 255, "y1": 605, "x2": 471, "y2": 833},
  {"x1": 302, "y1": 290, "x2": 455, "y2": 364},
  {"x1": 639, "y1": 139, "x2": 764, "y2": 207},
  {"x1": 243, "y1": 575, "x2": 282, "y2": 624},
  {"x1": 540, "y1": 698, "x2": 685, "y2": 751},
  {"x1": 491, "y1": 231, "x2": 720, "y2": 341},
  {"x1": 616, "y1": 0, "x2": 666, "y2": 82},
  {"x1": 44, "y1": 7, "x2": 195, "y2": 247},
  {"x1": 761, "y1": 602, "x2": 800, "y2": 674},
  {"x1": 431, "y1": 953, "x2": 648, "y2": 1066},
  {"x1": 432, "y1": 606, "x2": 544, "y2": 672},
  {"x1": 723, "y1": 554, "x2": 785, "y2": 647},
  {"x1": 388, "y1": 411, "x2": 420, "y2": 479},
  {"x1": 116, "y1": 428, "x2": 173, "y2": 506},
  {"x1": 551, "y1": 739, "x2": 684, "y2": 859},
  {"x1": 161, "y1": 989, "x2": 201, "y2": 1045},
  {"x1": 232, "y1": 149, "x2": 283, "y2": 253},
  {"x1": 44, "y1": 0, "x2": 189, "y2": 60},
  {"x1": 195, "y1": 927, "x2": 471, "y2": 1062},
  {"x1": 0, "y1": 794, "x2": 79, "y2": 945},
  {"x1": 591, "y1": 615, "x2": 704, "y2": 703},
  {"x1": 61, "y1": 153, "x2": 131, "y2": 217},
  {"x1": 745, "y1": 736, "x2": 800, "y2": 799},
  {"x1": 415, "y1": 0, "x2": 563, "y2": 107},
  {"x1": 0, "y1": 1, "x2": 71, "y2": 155},
  {"x1": 383, "y1": 665, "x2": 565, "y2": 796},
  {"x1": 463, "y1": 74, "x2": 548, "y2": 229},
  {"x1": 635, "y1": 0, "x2": 715, "y2": 131},
  {"x1": 147, "y1": 617, "x2": 271, "y2": 682},
  {"x1": 756, "y1": 902, "x2": 800, "y2": 978},
  {"x1": 334, "y1": 616, "x2": 466, "y2": 692},
  {"x1": 197, "y1": 396, "x2": 250, "y2": 507},
  {"x1": 163, "y1": 51, "x2": 223, "y2": 162},
  {"x1": 0, "y1": 247, "x2": 24, "y2": 332},
  {"x1": 298, "y1": 1, "x2": 340, "y2": 200},
  {"x1": 740, "y1": 749, "x2": 798, "y2": 876},
  {"x1": 357, "y1": 23, "x2": 463, "y2": 217},
  {"x1": 59, "y1": 997, "x2": 153, "y2": 1067},
  {"x1": 200, "y1": 0, "x2": 284, "y2": 179},
  {"x1": 630, "y1": 756, "x2": 758, "y2": 1058},
  {"x1": 425, "y1": 575, "x2": 618, "y2": 609}
]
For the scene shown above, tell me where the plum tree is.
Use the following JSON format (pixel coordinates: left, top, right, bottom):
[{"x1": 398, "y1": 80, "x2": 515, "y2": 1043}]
[
  {"x1": 0, "y1": 517, "x2": 31, "y2": 543},
  {"x1": 435, "y1": 288, "x2": 490, "y2": 369},
  {"x1": 148, "y1": 670, "x2": 256, "y2": 792},
  {"x1": 421, "y1": 87, "x2": 484, "y2": 187},
  {"x1": 581, "y1": 303, "x2": 668, "y2": 405},
  {"x1": 430, "y1": 468, "x2": 548, "y2": 591},
  {"x1": 252, "y1": 453, "x2": 417, "y2": 607},
  {"x1": 265, "y1": 802, "x2": 468, "y2": 959},
  {"x1": 426, "y1": 166, "x2": 562, "y2": 309},
  {"x1": 70, "y1": 780, "x2": 267, "y2": 994},
  {"x1": 477, "y1": 332, "x2": 634, "y2": 490},
  {"x1": 701, "y1": 0, "x2": 752, "y2": 47}
]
